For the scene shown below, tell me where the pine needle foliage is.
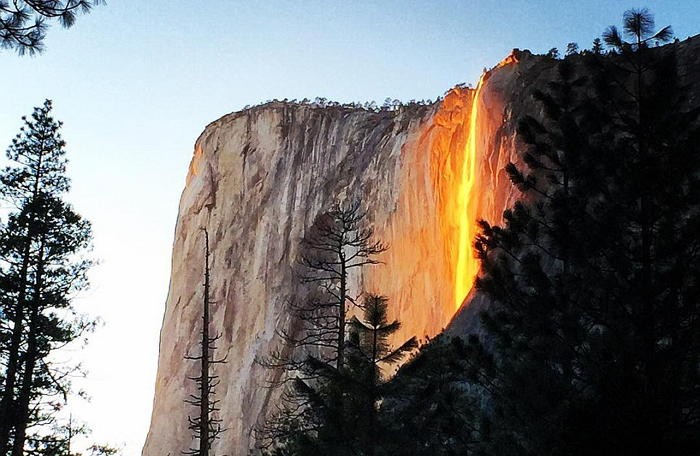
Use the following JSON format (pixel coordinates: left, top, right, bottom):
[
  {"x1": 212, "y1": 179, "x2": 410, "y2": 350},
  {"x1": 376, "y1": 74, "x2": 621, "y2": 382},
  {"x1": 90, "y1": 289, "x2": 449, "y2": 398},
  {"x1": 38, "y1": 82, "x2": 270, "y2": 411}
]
[
  {"x1": 0, "y1": 1, "x2": 103, "y2": 55},
  {"x1": 0, "y1": 100, "x2": 94, "y2": 456},
  {"x1": 468, "y1": 9, "x2": 699, "y2": 455}
]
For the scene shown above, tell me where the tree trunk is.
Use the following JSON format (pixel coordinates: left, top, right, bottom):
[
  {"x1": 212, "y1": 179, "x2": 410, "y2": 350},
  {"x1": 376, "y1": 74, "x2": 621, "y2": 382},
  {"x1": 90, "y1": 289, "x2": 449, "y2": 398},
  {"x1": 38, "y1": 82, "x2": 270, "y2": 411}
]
[
  {"x1": 199, "y1": 231, "x2": 211, "y2": 456},
  {"x1": 11, "y1": 237, "x2": 45, "y2": 456},
  {"x1": 337, "y1": 250, "x2": 347, "y2": 371},
  {"x1": 0, "y1": 151, "x2": 44, "y2": 454},
  {"x1": 0, "y1": 244, "x2": 31, "y2": 455},
  {"x1": 368, "y1": 319, "x2": 378, "y2": 456}
]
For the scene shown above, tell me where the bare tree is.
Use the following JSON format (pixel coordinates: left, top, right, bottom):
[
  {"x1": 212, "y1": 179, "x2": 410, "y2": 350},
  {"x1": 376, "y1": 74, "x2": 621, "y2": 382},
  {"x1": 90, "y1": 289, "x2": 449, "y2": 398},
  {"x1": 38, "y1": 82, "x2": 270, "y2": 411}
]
[
  {"x1": 293, "y1": 200, "x2": 386, "y2": 370},
  {"x1": 256, "y1": 200, "x2": 386, "y2": 450},
  {"x1": 183, "y1": 230, "x2": 226, "y2": 456}
]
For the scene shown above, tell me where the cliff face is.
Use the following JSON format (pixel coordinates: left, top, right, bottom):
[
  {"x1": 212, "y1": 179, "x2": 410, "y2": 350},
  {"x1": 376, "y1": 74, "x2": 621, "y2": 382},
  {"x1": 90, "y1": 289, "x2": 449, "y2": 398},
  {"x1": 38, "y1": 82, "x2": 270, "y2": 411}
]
[
  {"x1": 143, "y1": 36, "x2": 700, "y2": 456},
  {"x1": 142, "y1": 53, "x2": 530, "y2": 456}
]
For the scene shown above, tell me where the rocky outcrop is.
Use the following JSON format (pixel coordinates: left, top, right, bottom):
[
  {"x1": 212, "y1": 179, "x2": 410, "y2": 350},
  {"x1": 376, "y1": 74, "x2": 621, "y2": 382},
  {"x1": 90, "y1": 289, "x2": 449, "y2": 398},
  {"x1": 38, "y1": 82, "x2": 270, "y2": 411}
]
[
  {"x1": 141, "y1": 51, "x2": 540, "y2": 456},
  {"x1": 143, "y1": 35, "x2": 700, "y2": 456}
]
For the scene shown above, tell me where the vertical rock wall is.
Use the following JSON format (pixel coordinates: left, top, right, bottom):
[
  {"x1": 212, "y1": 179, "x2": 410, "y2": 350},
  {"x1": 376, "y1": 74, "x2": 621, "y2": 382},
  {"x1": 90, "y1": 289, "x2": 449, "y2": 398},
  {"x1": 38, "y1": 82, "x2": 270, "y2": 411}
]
[{"x1": 142, "y1": 57, "x2": 529, "y2": 455}]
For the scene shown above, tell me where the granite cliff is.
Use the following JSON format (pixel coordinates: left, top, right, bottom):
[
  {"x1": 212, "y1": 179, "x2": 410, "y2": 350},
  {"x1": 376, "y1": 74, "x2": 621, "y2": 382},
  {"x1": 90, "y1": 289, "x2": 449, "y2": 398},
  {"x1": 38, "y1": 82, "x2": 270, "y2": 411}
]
[{"x1": 142, "y1": 36, "x2": 700, "y2": 456}]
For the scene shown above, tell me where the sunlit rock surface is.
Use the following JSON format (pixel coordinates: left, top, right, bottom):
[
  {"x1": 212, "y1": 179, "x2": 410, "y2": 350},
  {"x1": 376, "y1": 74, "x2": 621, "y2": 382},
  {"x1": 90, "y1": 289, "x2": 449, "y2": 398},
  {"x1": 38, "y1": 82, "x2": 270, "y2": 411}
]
[
  {"x1": 143, "y1": 35, "x2": 700, "y2": 456},
  {"x1": 449, "y1": 35, "x2": 700, "y2": 334},
  {"x1": 140, "y1": 52, "x2": 532, "y2": 456}
]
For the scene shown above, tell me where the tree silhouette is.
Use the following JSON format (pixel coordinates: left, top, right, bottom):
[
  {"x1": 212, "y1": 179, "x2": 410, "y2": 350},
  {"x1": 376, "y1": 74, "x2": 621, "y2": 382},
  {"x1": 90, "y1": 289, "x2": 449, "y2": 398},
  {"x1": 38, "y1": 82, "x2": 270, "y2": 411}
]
[
  {"x1": 0, "y1": 1, "x2": 103, "y2": 55},
  {"x1": 295, "y1": 201, "x2": 387, "y2": 371},
  {"x1": 265, "y1": 295, "x2": 416, "y2": 455},
  {"x1": 602, "y1": 7, "x2": 672, "y2": 51},
  {"x1": 0, "y1": 100, "x2": 94, "y2": 455},
  {"x1": 468, "y1": 9, "x2": 699, "y2": 455},
  {"x1": 384, "y1": 335, "x2": 479, "y2": 455},
  {"x1": 257, "y1": 201, "x2": 387, "y2": 453},
  {"x1": 344, "y1": 294, "x2": 417, "y2": 455},
  {"x1": 183, "y1": 230, "x2": 226, "y2": 456}
]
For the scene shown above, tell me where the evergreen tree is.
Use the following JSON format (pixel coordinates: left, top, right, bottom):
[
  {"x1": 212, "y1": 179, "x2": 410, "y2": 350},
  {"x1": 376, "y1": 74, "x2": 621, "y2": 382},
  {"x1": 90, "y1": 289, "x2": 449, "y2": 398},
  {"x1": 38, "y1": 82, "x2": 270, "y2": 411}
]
[
  {"x1": 268, "y1": 294, "x2": 416, "y2": 456},
  {"x1": 591, "y1": 37, "x2": 603, "y2": 54},
  {"x1": 294, "y1": 201, "x2": 387, "y2": 371},
  {"x1": 343, "y1": 294, "x2": 417, "y2": 455},
  {"x1": 0, "y1": 100, "x2": 94, "y2": 455},
  {"x1": 382, "y1": 335, "x2": 478, "y2": 456},
  {"x1": 469, "y1": 58, "x2": 595, "y2": 456},
  {"x1": 587, "y1": 9, "x2": 699, "y2": 452},
  {"x1": 26, "y1": 413, "x2": 118, "y2": 456},
  {"x1": 258, "y1": 201, "x2": 386, "y2": 451},
  {"x1": 0, "y1": 1, "x2": 103, "y2": 55},
  {"x1": 565, "y1": 42, "x2": 579, "y2": 56},
  {"x1": 469, "y1": 9, "x2": 699, "y2": 455}
]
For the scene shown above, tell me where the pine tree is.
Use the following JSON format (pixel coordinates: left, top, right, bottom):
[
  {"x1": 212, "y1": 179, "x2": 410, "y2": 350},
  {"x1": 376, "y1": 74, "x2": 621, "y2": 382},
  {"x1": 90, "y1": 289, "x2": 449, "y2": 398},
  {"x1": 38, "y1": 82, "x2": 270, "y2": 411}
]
[
  {"x1": 591, "y1": 38, "x2": 603, "y2": 55},
  {"x1": 585, "y1": 9, "x2": 700, "y2": 452},
  {"x1": 384, "y1": 335, "x2": 479, "y2": 456},
  {"x1": 294, "y1": 201, "x2": 387, "y2": 371},
  {"x1": 268, "y1": 295, "x2": 416, "y2": 456},
  {"x1": 183, "y1": 230, "x2": 226, "y2": 456},
  {"x1": 468, "y1": 58, "x2": 596, "y2": 456},
  {"x1": 0, "y1": 100, "x2": 93, "y2": 456},
  {"x1": 0, "y1": 1, "x2": 103, "y2": 55},
  {"x1": 565, "y1": 42, "x2": 579, "y2": 56},
  {"x1": 469, "y1": 9, "x2": 700, "y2": 455},
  {"x1": 257, "y1": 201, "x2": 386, "y2": 451},
  {"x1": 343, "y1": 294, "x2": 417, "y2": 455}
]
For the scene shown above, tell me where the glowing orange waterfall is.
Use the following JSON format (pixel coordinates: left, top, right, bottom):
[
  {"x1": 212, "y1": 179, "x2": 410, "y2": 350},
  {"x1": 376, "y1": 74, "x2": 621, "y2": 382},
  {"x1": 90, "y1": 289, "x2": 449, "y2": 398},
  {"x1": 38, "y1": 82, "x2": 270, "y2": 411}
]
[
  {"x1": 454, "y1": 75, "x2": 485, "y2": 308},
  {"x1": 364, "y1": 53, "x2": 517, "y2": 341}
]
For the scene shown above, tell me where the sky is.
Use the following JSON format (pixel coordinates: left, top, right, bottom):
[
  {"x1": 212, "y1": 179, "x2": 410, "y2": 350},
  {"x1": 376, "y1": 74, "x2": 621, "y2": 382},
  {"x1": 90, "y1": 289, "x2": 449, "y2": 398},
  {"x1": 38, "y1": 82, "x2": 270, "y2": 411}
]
[{"x1": 1, "y1": 1, "x2": 698, "y2": 454}]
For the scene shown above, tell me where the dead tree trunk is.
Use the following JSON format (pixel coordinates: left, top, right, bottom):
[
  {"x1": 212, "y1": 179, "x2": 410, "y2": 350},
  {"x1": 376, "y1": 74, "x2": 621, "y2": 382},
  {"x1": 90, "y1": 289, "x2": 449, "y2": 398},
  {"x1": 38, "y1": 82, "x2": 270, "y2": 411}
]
[{"x1": 183, "y1": 229, "x2": 226, "y2": 456}]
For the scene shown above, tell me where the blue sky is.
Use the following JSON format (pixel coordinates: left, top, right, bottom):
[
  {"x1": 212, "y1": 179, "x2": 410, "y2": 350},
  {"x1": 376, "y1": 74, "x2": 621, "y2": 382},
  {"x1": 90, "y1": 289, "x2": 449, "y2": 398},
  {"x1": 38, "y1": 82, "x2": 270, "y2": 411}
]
[{"x1": 1, "y1": 1, "x2": 698, "y2": 454}]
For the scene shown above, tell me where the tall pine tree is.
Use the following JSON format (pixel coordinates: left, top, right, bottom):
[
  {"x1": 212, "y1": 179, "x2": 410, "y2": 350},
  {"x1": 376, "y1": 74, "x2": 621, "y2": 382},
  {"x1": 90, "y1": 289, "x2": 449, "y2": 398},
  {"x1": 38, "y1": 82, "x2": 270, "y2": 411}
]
[
  {"x1": 469, "y1": 9, "x2": 699, "y2": 455},
  {"x1": 0, "y1": 100, "x2": 93, "y2": 455},
  {"x1": 258, "y1": 201, "x2": 386, "y2": 452}
]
